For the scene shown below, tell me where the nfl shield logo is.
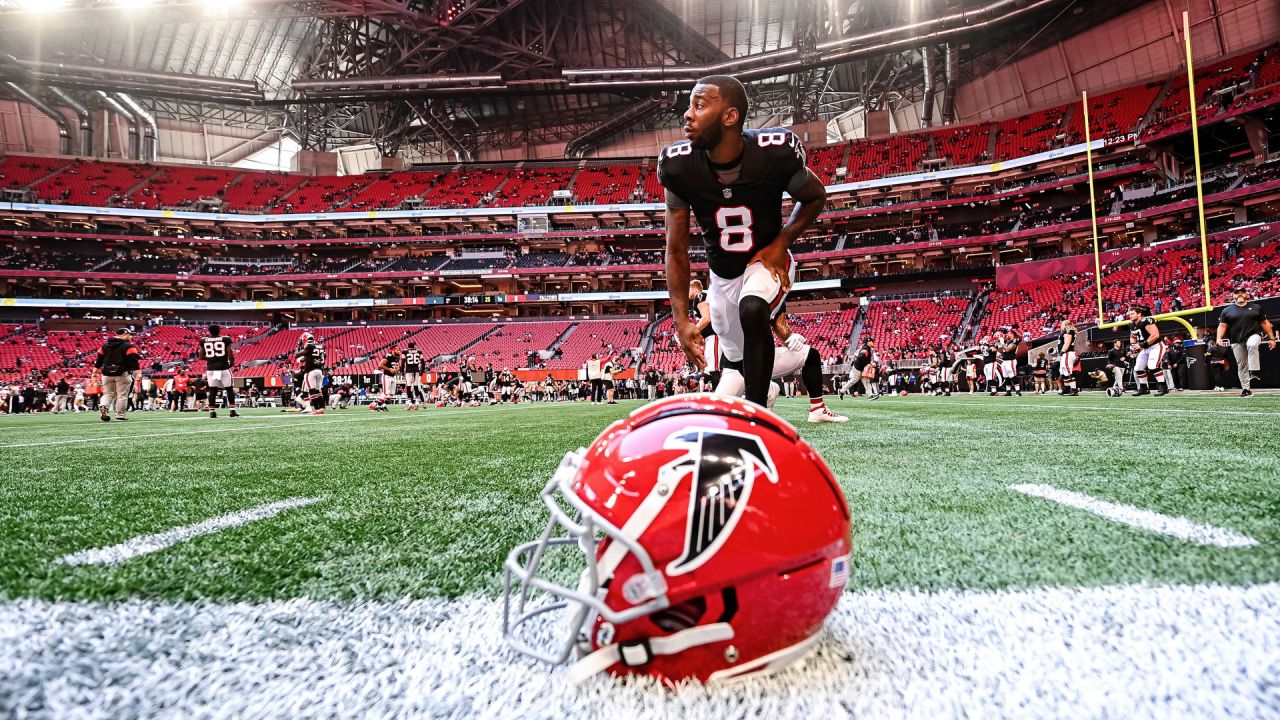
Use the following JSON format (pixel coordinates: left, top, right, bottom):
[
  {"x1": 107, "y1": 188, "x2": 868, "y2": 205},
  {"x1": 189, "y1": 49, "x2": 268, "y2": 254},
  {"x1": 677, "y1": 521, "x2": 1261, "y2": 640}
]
[{"x1": 722, "y1": 188, "x2": 733, "y2": 199}]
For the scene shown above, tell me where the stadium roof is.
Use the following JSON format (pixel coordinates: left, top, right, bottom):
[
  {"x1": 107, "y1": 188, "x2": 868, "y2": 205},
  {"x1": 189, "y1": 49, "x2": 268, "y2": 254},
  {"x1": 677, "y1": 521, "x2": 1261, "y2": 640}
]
[{"x1": 0, "y1": 0, "x2": 1150, "y2": 160}]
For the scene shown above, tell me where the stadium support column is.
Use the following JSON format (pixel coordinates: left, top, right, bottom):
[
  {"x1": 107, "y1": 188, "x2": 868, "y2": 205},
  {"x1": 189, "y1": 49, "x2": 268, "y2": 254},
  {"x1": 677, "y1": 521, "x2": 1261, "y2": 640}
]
[
  {"x1": 4, "y1": 83, "x2": 71, "y2": 155},
  {"x1": 941, "y1": 44, "x2": 959, "y2": 125},
  {"x1": 48, "y1": 87, "x2": 92, "y2": 157},
  {"x1": 921, "y1": 46, "x2": 936, "y2": 128}
]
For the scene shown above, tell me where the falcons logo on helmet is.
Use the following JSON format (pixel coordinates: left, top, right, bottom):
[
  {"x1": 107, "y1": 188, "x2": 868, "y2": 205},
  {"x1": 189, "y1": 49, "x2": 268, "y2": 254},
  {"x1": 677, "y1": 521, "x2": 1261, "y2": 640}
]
[{"x1": 661, "y1": 427, "x2": 779, "y2": 576}]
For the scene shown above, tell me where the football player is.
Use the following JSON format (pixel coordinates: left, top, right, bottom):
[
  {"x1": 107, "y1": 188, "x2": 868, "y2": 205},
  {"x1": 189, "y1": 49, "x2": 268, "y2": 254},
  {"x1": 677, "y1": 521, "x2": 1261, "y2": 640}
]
[
  {"x1": 400, "y1": 342, "x2": 425, "y2": 410},
  {"x1": 980, "y1": 334, "x2": 1001, "y2": 395},
  {"x1": 998, "y1": 331, "x2": 1022, "y2": 396},
  {"x1": 840, "y1": 338, "x2": 880, "y2": 400},
  {"x1": 198, "y1": 324, "x2": 240, "y2": 419},
  {"x1": 295, "y1": 332, "x2": 328, "y2": 414},
  {"x1": 686, "y1": 279, "x2": 722, "y2": 386},
  {"x1": 1032, "y1": 352, "x2": 1050, "y2": 394},
  {"x1": 922, "y1": 352, "x2": 939, "y2": 396},
  {"x1": 716, "y1": 310, "x2": 848, "y2": 422},
  {"x1": 1057, "y1": 320, "x2": 1079, "y2": 396},
  {"x1": 937, "y1": 343, "x2": 955, "y2": 397},
  {"x1": 378, "y1": 344, "x2": 402, "y2": 407},
  {"x1": 1127, "y1": 305, "x2": 1168, "y2": 396},
  {"x1": 661, "y1": 74, "x2": 828, "y2": 408}
]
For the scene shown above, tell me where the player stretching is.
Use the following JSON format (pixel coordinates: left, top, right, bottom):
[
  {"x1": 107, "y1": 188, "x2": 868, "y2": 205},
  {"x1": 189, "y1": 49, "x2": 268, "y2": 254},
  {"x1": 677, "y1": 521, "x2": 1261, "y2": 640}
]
[
  {"x1": 661, "y1": 74, "x2": 828, "y2": 408},
  {"x1": 1057, "y1": 321, "x2": 1079, "y2": 396},
  {"x1": 199, "y1": 324, "x2": 240, "y2": 419},
  {"x1": 296, "y1": 332, "x2": 328, "y2": 414},
  {"x1": 716, "y1": 311, "x2": 847, "y2": 421},
  {"x1": 840, "y1": 338, "x2": 879, "y2": 400},
  {"x1": 401, "y1": 342, "x2": 425, "y2": 410},
  {"x1": 377, "y1": 344, "x2": 402, "y2": 410},
  {"x1": 1127, "y1": 306, "x2": 1169, "y2": 396}
]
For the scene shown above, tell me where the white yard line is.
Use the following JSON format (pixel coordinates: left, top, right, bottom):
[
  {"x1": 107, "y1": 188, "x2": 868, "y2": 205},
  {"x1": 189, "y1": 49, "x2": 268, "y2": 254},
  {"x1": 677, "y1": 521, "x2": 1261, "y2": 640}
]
[
  {"x1": 55, "y1": 497, "x2": 322, "y2": 566},
  {"x1": 1010, "y1": 483, "x2": 1259, "y2": 548},
  {"x1": 2, "y1": 583, "x2": 1277, "y2": 718}
]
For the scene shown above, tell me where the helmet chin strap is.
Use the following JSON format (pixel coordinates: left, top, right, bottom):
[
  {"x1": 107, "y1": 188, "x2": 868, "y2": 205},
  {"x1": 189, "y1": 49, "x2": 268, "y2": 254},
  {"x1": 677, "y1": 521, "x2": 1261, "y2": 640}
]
[{"x1": 567, "y1": 623, "x2": 735, "y2": 685}]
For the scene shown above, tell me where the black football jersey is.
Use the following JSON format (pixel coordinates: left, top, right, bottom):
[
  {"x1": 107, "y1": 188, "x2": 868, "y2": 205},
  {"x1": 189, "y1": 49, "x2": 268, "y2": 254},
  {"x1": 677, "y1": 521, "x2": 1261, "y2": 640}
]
[
  {"x1": 980, "y1": 342, "x2": 996, "y2": 362},
  {"x1": 692, "y1": 291, "x2": 715, "y2": 338},
  {"x1": 1034, "y1": 357, "x2": 1048, "y2": 372},
  {"x1": 402, "y1": 349, "x2": 423, "y2": 372},
  {"x1": 1059, "y1": 330, "x2": 1075, "y2": 353},
  {"x1": 658, "y1": 128, "x2": 807, "y2": 279},
  {"x1": 1130, "y1": 316, "x2": 1158, "y2": 347},
  {"x1": 382, "y1": 350, "x2": 402, "y2": 373},
  {"x1": 1000, "y1": 339, "x2": 1018, "y2": 360},
  {"x1": 200, "y1": 336, "x2": 234, "y2": 371},
  {"x1": 853, "y1": 345, "x2": 874, "y2": 371},
  {"x1": 299, "y1": 342, "x2": 326, "y2": 371}
]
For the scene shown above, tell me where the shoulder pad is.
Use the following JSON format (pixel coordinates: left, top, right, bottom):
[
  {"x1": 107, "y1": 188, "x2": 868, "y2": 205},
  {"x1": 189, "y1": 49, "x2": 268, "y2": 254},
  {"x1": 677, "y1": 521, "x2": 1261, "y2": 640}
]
[
  {"x1": 748, "y1": 127, "x2": 806, "y2": 163},
  {"x1": 657, "y1": 140, "x2": 694, "y2": 176}
]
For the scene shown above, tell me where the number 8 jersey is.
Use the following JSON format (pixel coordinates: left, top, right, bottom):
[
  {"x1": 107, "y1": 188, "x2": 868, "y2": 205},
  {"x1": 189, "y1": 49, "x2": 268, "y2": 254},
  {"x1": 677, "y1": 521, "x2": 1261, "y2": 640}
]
[{"x1": 658, "y1": 128, "x2": 808, "y2": 280}]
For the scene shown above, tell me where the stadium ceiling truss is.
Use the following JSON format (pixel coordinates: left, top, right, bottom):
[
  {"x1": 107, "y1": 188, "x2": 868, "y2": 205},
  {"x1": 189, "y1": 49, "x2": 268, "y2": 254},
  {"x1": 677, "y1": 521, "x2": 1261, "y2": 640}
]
[{"x1": 0, "y1": 0, "x2": 1151, "y2": 159}]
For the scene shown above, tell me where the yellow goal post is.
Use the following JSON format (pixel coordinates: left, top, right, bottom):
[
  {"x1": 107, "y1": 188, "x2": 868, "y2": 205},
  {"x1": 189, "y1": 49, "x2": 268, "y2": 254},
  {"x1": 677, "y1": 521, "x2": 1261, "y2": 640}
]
[{"x1": 1087, "y1": 11, "x2": 1214, "y2": 340}]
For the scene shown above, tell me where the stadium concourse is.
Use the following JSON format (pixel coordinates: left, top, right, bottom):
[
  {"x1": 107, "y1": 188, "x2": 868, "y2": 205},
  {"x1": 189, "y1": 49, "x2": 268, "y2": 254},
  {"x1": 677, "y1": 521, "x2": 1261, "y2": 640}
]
[{"x1": 2, "y1": 0, "x2": 1280, "y2": 717}]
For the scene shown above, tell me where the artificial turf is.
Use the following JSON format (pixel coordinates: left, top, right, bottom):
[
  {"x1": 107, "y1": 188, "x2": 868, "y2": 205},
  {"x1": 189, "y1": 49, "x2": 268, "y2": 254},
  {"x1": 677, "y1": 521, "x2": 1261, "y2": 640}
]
[{"x1": 1, "y1": 393, "x2": 1276, "y2": 603}]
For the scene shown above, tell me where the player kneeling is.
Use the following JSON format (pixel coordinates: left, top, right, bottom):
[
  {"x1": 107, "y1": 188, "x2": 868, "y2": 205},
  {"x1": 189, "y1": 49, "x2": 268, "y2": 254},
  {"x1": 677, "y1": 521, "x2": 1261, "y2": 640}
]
[{"x1": 716, "y1": 312, "x2": 846, "y2": 423}]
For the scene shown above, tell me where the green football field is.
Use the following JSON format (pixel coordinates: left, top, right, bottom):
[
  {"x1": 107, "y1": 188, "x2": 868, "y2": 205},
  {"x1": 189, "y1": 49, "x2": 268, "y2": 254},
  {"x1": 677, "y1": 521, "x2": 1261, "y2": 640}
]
[{"x1": 2, "y1": 393, "x2": 1278, "y2": 718}]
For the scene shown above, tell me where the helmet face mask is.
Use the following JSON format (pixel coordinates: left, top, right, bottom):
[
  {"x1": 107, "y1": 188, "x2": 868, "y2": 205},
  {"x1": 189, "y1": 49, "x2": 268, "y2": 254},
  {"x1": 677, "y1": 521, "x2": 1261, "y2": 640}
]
[
  {"x1": 503, "y1": 448, "x2": 676, "y2": 668},
  {"x1": 503, "y1": 394, "x2": 851, "y2": 686}
]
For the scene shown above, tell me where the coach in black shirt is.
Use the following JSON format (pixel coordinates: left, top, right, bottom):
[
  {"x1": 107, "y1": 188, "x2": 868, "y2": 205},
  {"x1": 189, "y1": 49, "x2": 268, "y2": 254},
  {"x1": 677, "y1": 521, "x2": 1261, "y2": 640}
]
[{"x1": 1216, "y1": 287, "x2": 1276, "y2": 397}]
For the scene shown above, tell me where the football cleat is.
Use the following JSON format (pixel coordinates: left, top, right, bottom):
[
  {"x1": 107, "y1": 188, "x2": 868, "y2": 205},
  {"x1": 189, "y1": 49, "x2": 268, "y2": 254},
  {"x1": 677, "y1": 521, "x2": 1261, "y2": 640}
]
[
  {"x1": 229, "y1": 410, "x2": 240, "y2": 418},
  {"x1": 1153, "y1": 388, "x2": 1168, "y2": 397},
  {"x1": 209, "y1": 410, "x2": 217, "y2": 419},
  {"x1": 1241, "y1": 389, "x2": 1254, "y2": 397},
  {"x1": 868, "y1": 393, "x2": 881, "y2": 401},
  {"x1": 808, "y1": 407, "x2": 849, "y2": 423},
  {"x1": 503, "y1": 394, "x2": 850, "y2": 686}
]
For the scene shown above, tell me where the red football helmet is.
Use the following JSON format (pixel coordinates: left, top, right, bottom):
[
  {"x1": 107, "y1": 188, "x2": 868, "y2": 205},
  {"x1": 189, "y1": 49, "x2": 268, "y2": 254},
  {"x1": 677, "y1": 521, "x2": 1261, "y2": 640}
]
[{"x1": 503, "y1": 394, "x2": 851, "y2": 685}]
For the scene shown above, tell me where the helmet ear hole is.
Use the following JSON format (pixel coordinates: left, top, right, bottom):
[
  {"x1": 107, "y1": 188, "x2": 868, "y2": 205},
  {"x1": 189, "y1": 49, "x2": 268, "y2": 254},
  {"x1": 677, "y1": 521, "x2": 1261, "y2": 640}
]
[{"x1": 650, "y1": 597, "x2": 707, "y2": 632}]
